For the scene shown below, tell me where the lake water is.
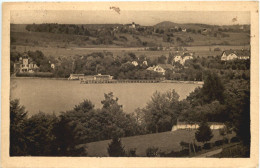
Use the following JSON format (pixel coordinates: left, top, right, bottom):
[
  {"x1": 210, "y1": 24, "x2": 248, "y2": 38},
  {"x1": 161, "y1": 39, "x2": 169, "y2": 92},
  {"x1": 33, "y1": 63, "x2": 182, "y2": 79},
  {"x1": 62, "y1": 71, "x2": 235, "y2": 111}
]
[{"x1": 10, "y1": 78, "x2": 202, "y2": 116}]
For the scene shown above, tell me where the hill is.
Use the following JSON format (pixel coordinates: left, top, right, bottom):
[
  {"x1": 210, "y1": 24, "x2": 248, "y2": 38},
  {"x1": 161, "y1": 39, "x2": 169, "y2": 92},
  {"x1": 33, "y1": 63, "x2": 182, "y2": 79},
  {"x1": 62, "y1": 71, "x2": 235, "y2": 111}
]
[
  {"x1": 83, "y1": 130, "x2": 235, "y2": 157},
  {"x1": 154, "y1": 21, "x2": 213, "y2": 29}
]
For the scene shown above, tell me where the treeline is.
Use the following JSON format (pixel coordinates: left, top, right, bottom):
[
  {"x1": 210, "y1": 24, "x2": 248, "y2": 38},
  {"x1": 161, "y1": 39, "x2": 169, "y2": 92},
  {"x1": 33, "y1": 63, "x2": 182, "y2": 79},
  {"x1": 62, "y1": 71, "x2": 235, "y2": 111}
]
[
  {"x1": 10, "y1": 93, "x2": 146, "y2": 156},
  {"x1": 11, "y1": 50, "x2": 250, "y2": 82}
]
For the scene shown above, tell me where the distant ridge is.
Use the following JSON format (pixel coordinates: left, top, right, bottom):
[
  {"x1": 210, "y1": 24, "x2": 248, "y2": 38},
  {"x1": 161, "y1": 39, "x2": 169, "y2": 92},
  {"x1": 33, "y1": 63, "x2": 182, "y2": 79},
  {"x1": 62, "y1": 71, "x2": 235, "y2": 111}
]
[
  {"x1": 154, "y1": 21, "x2": 250, "y2": 30},
  {"x1": 154, "y1": 21, "x2": 215, "y2": 29}
]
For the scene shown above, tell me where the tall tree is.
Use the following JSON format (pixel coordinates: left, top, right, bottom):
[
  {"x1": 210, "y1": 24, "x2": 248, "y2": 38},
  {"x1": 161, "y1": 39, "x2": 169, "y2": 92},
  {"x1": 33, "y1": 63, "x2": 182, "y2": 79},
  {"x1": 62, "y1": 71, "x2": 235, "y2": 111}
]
[
  {"x1": 143, "y1": 90, "x2": 180, "y2": 133},
  {"x1": 195, "y1": 121, "x2": 213, "y2": 144},
  {"x1": 10, "y1": 99, "x2": 28, "y2": 156},
  {"x1": 107, "y1": 137, "x2": 126, "y2": 157},
  {"x1": 202, "y1": 72, "x2": 225, "y2": 104}
]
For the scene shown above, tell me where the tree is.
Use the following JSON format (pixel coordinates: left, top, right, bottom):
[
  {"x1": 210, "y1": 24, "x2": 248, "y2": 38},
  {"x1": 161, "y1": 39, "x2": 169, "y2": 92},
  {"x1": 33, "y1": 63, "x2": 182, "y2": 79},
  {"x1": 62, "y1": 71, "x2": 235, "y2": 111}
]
[
  {"x1": 158, "y1": 55, "x2": 167, "y2": 64},
  {"x1": 52, "y1": 114, "x2": 88, "y2": 156},
  {"x1": 74, "y1": 99, "x2": 94, "y2": 112},
  {"x1": 101, "y1": 92, "x2": 122, "y2": 110},
  {"x1": 107, "y1": 137, "x2": 126, "y2": 157},
  {"x1": 195, "y1": 121, "x2": 213, "y2": 144},
  {"x1": 10, "y1": 99, "x2": 28, "y2": 156},
  {"x1": 202, "y1": 72, "x2": 225, "y2": 104},
  {"x1": 143, "y1": 90, "x2": 180, "y2": 133},
  {"x1": 24, "y1": 112, "x2": 58, "y2": 156}
]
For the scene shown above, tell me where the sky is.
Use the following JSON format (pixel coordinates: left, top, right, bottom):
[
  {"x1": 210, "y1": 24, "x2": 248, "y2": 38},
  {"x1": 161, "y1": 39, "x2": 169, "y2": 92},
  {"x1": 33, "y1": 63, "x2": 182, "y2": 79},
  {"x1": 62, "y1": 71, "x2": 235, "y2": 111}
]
[{"x1": 11, "y1": 10, "x2": 250, "y2": 26}]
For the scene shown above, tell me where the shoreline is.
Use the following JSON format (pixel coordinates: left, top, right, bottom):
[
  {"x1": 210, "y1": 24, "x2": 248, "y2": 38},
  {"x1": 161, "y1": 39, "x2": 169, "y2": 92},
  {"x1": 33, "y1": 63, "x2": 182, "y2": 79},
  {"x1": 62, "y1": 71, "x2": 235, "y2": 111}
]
[{"x1": 11, "y1": 77, "x2": 204, "y2": 84}]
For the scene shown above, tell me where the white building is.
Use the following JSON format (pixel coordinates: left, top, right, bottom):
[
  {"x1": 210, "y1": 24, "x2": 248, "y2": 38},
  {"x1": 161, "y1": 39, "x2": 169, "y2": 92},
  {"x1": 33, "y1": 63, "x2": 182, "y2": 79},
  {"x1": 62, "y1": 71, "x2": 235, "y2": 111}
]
[
  {"x1": 221, "y1": 50, "x2": 250, "y2": 61},
  {"x1": 147, "y1": 64, "x2": 174, "y2": 76},
  {"x1": 173, "y1": 53, "x2": 193, "y2": 65},
  {"x1": 172, "y1": 121, "x2": 225, "y2": 131},
  {"x1": 131, "y1": 61, "x2": 139, "y2": 66}
]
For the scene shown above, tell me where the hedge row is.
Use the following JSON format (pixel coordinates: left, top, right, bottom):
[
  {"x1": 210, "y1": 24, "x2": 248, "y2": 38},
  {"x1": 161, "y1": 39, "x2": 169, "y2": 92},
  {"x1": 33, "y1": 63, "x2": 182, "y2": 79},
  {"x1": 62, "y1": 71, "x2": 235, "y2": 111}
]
[{"x1": 16, "y1": 72, "x2": 54, "y2": 78}]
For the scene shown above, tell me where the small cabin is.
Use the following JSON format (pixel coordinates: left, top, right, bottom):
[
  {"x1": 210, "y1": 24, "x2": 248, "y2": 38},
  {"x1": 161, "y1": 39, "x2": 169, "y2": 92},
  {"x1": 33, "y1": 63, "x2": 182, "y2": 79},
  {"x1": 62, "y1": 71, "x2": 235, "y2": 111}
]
[{"x1": 68, "y1": 74, "x2": 85, "y2": 80}]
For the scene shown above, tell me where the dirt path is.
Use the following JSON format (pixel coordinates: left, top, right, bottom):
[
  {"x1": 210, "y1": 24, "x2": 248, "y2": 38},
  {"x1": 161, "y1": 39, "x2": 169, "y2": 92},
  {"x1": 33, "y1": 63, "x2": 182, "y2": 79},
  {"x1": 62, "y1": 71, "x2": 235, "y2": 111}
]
[{"x1": 195, "y1": 148, "x2": 223, "y2": 158}]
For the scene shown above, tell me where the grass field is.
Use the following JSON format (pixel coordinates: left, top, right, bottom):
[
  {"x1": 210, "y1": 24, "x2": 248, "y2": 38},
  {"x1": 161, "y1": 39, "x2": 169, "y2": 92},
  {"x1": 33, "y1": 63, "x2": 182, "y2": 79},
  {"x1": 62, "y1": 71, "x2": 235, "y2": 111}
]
[
  {"x1": 11, "y1": 44, "x2": 249, "y2": 60},
  {"x1": 10, "y1": 24, "x2": 250, "y2": 60},
  {"x1": 83, "y1": 130, "x2": 235, "y2": 157}
]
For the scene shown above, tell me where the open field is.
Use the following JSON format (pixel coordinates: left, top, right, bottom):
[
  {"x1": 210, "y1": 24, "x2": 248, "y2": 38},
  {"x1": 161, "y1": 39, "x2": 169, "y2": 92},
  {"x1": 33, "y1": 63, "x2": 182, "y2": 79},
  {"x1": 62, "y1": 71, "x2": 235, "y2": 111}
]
[
  {"x1": 12, "y1": 44, "x2": 250, "y2": 60},
  {"x1": 11, "y1": 23, "x2": 250, "y2": 59},
  {"x1": 84, "y1": 130, "x2": 235, "y2": 157}
]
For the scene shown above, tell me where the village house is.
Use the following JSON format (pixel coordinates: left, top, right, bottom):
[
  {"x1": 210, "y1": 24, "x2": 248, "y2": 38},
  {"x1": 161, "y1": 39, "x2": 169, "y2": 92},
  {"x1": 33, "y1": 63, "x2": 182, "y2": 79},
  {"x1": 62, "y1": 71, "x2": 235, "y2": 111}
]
[
  {"x1": 221, "y1": 49, "x2": 250, "y2": 61},
  {"x1": 172, "y1": 120, "x2": 225, "y2": 131},
  {"x1": 51, "y1": 63, "x2": 55, "y2": 69},
  {"x1": 142, "y1": 60, "x2": 148, "y2": 66},
  {"x1": 147, "y1": 64, "x2": 174, "y2": 75},
  {"x1": 173, "y1": 52, "x2": 193, "y2": 65},
  {"x1": 131, "y1": 61, "x2": 139, "y2": 66},
  {"x1": 201, "y1": 28, "x2": 209, "y2": 35},
  {"x1": 14, "y1": 53, "x2": 39, "y2": 73}
]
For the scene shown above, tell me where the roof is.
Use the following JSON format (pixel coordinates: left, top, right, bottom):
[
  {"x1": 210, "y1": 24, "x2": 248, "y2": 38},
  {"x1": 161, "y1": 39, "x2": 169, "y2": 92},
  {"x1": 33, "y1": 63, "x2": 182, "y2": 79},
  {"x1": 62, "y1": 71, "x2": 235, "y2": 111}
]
[
  {"x1": 157, "y1": 64, "x2": 174, "y2": 70},
  {"x1": 183, "y1": 52, "x2": 193, "y2": 56},
  {"x1": 223, "y1": 49, "x2": 250, "y2": 57}
]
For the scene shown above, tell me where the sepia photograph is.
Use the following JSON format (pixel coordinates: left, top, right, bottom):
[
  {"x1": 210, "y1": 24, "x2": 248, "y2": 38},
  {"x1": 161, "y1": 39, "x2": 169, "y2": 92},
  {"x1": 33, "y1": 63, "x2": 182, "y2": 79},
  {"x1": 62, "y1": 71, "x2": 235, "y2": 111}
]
[{"x1": 1, "y1": 1, "x2": 259, "y2": 168}]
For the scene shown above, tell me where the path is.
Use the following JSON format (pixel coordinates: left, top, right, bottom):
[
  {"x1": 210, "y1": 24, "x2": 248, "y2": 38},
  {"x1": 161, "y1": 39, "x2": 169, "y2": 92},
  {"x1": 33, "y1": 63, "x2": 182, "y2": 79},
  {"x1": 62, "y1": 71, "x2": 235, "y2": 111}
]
[{"x1": 195, "y1": 148, "x2": 223, "y2": 158}]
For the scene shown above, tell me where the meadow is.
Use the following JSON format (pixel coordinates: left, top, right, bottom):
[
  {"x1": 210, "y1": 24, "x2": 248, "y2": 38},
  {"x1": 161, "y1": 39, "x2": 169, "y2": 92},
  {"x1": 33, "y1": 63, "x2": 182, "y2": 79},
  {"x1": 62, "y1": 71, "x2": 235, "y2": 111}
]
[
  {"x1": 84, "y1": 129, "x2": 235, "y2": 157},
  {"x1": 11, "y1": 23, "x2": 250, "y2": 60}
]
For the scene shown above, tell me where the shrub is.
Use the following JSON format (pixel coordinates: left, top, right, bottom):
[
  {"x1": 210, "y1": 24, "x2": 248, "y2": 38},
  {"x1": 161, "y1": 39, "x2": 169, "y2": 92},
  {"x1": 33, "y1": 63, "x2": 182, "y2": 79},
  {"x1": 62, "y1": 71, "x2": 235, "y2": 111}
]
[
  {"x1": 203, "y1": 143, "x2": 211, "y2": 150},
  {"x1": 214, "y1": 48, "x2": 221, "y2": 51},
  {"x1": 215, "y1": 140, "x2": 224, "y2": 146},
  {"x1": 230, "y1": 137, "x2": 240, "y2": 143},
  {"x1": 180, "y1": 141, "x2": 189, "y2": 150},
  {"x1": 16, "y1": 72, "x2": 54, "y2": 78},
  {"x1": 127, "y1": 148, "x2": 137, "y2": 157},
  {"x1": 195, "y1": 121, "x2": 213, "y2": 144},
  {"x1": 119, "y1": 36, "x2": 128, "y2": 41},
  {"x1": 161, "y1": 149, "x2": 189, "y2": 157},
  {"x1": 107, "y1": 137, "x2": 126, "y2": 157},
  {"x1": 146, "y1": 147, "x2": 159, "y2": 157},
  {"x1": 223, "y1": 137, "x2": 229, "y2": 144}
]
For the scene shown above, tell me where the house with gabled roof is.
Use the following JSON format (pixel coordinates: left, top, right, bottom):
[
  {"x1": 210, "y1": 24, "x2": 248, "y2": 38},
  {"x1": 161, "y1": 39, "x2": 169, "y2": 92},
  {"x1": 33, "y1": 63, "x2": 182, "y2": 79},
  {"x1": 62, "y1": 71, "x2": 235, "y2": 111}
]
[
  {"x1": 221, "y1": 49, "x2": 250, "y2": 61},
  {"x1": 173, "y1": 52, "x2": 193, "y2": 65},
  {"x1": 147, "y1": 64, "x2": 174, "y2": 75}
]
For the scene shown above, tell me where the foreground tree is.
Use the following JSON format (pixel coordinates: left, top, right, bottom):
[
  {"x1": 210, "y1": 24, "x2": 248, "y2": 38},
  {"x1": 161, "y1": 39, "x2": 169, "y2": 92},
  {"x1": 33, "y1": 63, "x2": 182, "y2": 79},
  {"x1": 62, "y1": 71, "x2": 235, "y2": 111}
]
[
  {"x1": 202, "y1": 72, "x2": 225, "y2": 104},
  {"x1": 25, "y1": 112, "x2": 58, "y2": 156},
  {"x1": 10, "y1": 99, "x2": 28, "y2": 156},
  {"x1": 195, "y1": 121, "x2": 213, "y2": 144},
  {"x1": 107, "y1": 137, "x2": 126, "y2": 157},
  {"x1": 142, "y1": 90, "x2": 180, "y2": 133}
]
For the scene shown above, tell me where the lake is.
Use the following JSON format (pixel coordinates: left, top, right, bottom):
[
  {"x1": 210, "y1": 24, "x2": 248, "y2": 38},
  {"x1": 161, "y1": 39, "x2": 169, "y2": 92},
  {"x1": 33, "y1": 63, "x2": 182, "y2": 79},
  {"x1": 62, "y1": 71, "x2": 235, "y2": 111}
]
[{"x1": 10, "y1": 78, "x2": 202, "y2": 116}]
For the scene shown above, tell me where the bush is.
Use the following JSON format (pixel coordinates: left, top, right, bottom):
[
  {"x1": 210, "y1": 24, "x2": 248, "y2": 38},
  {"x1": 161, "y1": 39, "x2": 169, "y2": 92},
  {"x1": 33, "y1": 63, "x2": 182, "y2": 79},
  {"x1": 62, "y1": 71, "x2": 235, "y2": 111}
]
[
  {"x1": 161, "y1": 149, "x2": 189, "y2": 157},
  {"x1": 215, "y1": 140, "x2": 224, "y2": 146},
  {"x1": 127, "y1": 148, "x2": 137, "y2": 157},
  {"x1": 230, "y1": 137, "x2": 240, "y2": 143},
  {"x1": 193, "y1": 144, "x2": 202, "y2": 152},
  {"x1": 223, "y1": 137, "x2": 229, "y2": 144},
  {"x1": 16, "y1": 72, "x2": 54, "y2": 78},
  {"x1": 146, "y1": 147, "x2": 159, "y2": 157},
  {"x1": 107, "y1": 137, "x2": 126, "y2": 157},
  {"x1": 203, "y1": 143, "x2": 212, "y2": 150}
]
